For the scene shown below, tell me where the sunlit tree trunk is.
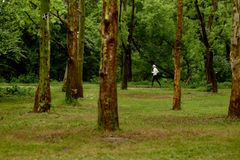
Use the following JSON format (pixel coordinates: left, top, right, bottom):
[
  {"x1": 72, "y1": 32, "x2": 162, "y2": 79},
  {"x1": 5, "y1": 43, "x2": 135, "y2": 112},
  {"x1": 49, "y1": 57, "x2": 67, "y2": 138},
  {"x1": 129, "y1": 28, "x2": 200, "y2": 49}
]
[
  {"x1": 228, "y1": 0, "x2": 240, "y2": 118},
  {"x1": 34, "y1": 0, "x2": 51, "y2": 113},
  {"x1": 77, "y1": 0, "x2": 85, "y2": 97},
  {"x1": 173, "y1": 0, "x2": 183, "y2": 110},
  {"x1": 66, "y1": 0, "x2": 82, "y2": 101},
  {"x1": 98, "y1": 0, "x2": 119, "y2": 131}
]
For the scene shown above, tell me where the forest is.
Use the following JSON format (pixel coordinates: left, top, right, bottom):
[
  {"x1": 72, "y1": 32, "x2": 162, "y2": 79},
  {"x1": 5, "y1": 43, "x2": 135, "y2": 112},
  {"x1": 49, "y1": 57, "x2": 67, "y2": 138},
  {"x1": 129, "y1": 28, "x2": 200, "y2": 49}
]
[
  {"x1": 1, "y1": 0, "x2": 240, "y2": 159},
  {"x1": 0, "y1": 0, "x2": 232, "y2": 84}
]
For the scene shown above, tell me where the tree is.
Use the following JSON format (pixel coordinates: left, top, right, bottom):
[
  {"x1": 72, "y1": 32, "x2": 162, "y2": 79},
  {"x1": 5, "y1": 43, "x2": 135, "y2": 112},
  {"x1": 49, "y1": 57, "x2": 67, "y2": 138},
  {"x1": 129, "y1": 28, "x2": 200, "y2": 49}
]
[
  {"x1": 228, "y1": 0, "x2": 240, "y2": 118},
  {"x1": 0, "y1": 1, "x2": 25, "y2": 81},
  {"x1": 173, "y1": 0, "x2": 183, "y2": 110},
  {"x1": 120, "y1": 0, "x2": 135, "y2": 90},
  {"x1": 66, "y1": 0, "x2": 82, "y2": 101},
  {"x1": 194, "y1": 0, "x2": 218, "y2": 93},
  {"x1": 33, "y1": 0, "x2": 51, "y2": 112},
  {"x1": 77, "y1": 0, "x2": 85, "y2": 97},
  {"x1": 98, "y1": 0, "x2": 119, "y2": 131},
  {"x1": 133, "y1": 0, "x2": 176, "y2": 80}
]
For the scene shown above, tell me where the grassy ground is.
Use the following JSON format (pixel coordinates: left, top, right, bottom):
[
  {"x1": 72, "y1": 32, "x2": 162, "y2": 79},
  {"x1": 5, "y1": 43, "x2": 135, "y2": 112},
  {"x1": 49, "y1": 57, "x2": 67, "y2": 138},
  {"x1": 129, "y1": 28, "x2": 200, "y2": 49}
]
[{"x1": 0, "y1": 83, "x2": 240, "y2": 160}]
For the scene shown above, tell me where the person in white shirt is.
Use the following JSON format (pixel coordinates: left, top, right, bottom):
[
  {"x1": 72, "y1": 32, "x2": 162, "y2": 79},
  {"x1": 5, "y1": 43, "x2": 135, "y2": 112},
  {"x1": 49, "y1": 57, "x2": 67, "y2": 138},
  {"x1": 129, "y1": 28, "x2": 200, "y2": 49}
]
[{"x1": 152, "y1": 64, "x2": 161, "y2": 87}]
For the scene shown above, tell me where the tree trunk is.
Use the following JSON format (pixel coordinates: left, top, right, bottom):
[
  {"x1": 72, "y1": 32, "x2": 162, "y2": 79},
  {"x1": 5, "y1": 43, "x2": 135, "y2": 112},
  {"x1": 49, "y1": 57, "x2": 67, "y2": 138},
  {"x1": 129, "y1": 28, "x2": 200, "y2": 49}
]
[
  {"x1": 173, "y1": 0, "x2": 183, "y2": 110},
  {"x1": 208, "y1": 0, "x2": 218, "y2": 30},
  {"x1": 98, "y1": 0, "x2": 119, "y2": 131},
  {"x1": 228, "y1": 0, "x2": 240, "y2": 118},
  {"x1": 66, "y1": 0, "x2": 82, "y2": 101},
  {"x1": 121, "y1": 0, "x2": 135, "y2": 89},
  {"x1": 205, "y1": 48, "x2": 217, "y2": 92},
  {"x1": 121, "y1": 43, "x2": 129, "y2": 89},
  {"x1": 34, "y1": 0, "x2": 51, "y2": 113},
  {"x1": 127, "y1": 0, "x2": 134, "y2": 82},
  {"x1": 62, "y1": 62, "x2": 68, "y2": 92},
  {"x1": 77, "y1": 0, "x2": 85, "y2": 97},
  {"x1": 194, "y1": 0, "x2": 218, "y2": 93}
]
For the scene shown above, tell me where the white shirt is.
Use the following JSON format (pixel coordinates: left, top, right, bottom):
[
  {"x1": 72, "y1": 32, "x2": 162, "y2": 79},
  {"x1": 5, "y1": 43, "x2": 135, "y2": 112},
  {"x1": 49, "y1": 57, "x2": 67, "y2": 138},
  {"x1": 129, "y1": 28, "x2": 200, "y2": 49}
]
[{"x1": 152, "y1": 67, "x2": 159, "y2": 76}]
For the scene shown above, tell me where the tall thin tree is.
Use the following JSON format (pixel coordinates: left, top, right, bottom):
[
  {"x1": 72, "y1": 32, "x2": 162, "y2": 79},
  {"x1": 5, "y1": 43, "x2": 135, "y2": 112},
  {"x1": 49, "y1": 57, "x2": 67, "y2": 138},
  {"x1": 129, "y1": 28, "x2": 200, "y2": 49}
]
[
  {"x1": 77, "y1": 0, "x2": 85, "y2": 97},
  {"x1": 66, "y1": 0, "x2": 82, "y2": 101},
  {"x1": 98, "y1": 0, "x2": 119, "y2": 131},
  {"x1": 121, "y1": 0, "x2": 135, "y2": 90},
  {"x1": 34, "y1": 0, "x2": 51, "y2": 113},
  {"x1": 173, "y1": 0, "x2": 183, "y2": 110},
  {"x1": 194, "y1": 0, "x2": 218, "y2": 93},
  {"x1": 228, "y1": 0, "x2": 240, "y2": 118}
]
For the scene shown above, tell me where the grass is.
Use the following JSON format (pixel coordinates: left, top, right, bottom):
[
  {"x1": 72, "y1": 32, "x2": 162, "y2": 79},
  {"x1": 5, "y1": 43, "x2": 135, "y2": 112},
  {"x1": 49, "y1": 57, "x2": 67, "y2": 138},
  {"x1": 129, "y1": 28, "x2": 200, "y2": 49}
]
[{"x1": 0, "y1": 83, "x2": 240, "y2": 160}]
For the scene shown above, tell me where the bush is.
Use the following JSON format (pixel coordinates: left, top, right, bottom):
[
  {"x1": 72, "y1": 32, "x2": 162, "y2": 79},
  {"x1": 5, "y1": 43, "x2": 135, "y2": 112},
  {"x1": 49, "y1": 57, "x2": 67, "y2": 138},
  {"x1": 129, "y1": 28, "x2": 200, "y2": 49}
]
[
  {"x1": 184, "y1": 80, "x2": 206, "y2": 89},
  {"x1": 0, "y1": 77, "x2": 7, "y2": 83},
  {"x1": 218, "y1": 82, "x2": 231, "y2": 89},
  {"x1": 11, "y1": 74, "x2": 38, "y2": 83},
  {"x1": 0, "y1": 85, "x2": 34, "y2": 96}
]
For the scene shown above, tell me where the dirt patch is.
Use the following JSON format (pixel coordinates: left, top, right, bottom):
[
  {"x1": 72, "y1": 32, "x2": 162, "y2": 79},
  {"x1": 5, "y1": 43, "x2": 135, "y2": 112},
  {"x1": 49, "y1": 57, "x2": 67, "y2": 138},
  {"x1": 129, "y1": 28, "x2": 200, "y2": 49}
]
[
  {"x1": 121, "y1": 126, "x2": 228, "y2": 141},
  {"x1": 122, "y1": 128, "x2": 171, "y2": 141},
  {"x1": 101, "y1": 136, "x2": 129, "y2": 144},
  {"x1": 35, "y1": 130, "x2": 69, "y2": 143},
  {"x1": 14, "y1": 129, "x2": 72, "y2": 143}
]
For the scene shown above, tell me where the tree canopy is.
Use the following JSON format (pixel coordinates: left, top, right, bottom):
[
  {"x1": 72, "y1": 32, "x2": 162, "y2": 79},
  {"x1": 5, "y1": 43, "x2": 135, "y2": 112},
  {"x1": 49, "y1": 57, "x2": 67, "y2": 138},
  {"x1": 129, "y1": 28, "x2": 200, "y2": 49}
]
[{"x1": 0, "y1": 0, "x2": 232, "y2": 85}]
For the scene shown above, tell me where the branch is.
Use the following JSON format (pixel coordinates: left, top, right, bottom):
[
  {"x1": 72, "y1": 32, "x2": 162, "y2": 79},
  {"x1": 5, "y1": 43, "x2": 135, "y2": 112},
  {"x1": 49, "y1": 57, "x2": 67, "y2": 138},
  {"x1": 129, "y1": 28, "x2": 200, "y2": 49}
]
[
  {"x1": 163, "y1": 39, "x2": 174, "y2": 49},
  {"x1": 132, "y1": 38, "x2": 142, "y2": 55},
  {"x1": 194, "y1": 0, "x2": 210, "y2": 48},
  {"x1": 24, "y1": 11, "x2": 38, "y2": 27},
  {"x1": 50, "y1": 10, "x2": 67, "y2": 26},
  {"x1": 29, "y1": 1, "x2": 38, "y2": 9}
]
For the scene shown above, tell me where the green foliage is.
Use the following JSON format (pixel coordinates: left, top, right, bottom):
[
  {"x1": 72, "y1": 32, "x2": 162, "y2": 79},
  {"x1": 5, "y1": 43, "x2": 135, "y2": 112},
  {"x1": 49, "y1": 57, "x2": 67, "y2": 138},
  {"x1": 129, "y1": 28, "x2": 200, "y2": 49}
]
[
  {"x1": 0, "y1": 85, "x2": 34, "y2": 96},
  {"x1": 0, "y1": 77, "x2": 7, "y2": 83},
  {"x1": 214, "y1": 55, "x2": 231, "y2": 82},
  {"x1": 132, "y1": 53, "x2": 151, "y2": 81},
  {"x1": 183, "y1": 80, "x2": 206, "y2": 89},
  {"x1": 0, "y1": 1, "x2": 26, "y2": 80},
  {"x1": 0, "y1": 0, "x2": 233, "y2": 86},
  {"x1": 218, "y1": 81, "x2": 232, "y2": 89},
  {"x1": 10, "y1": 74, "x2": 38, "y2": 83}
]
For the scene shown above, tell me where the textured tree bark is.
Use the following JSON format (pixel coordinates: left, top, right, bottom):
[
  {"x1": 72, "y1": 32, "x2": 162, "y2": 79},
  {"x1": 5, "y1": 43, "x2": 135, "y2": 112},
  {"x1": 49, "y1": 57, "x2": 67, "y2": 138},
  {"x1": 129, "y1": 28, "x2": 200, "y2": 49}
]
[
  {"x1": 98, "y1": 0, "x2": 119, "y2": 131},
  {"x1": 66, "y1": 0, "x2": 82, "y2": 101},
  {"x1": 194, "y1": 0, "x2": 218, "y2": 93},
  {"x1": 77, "y1": 0, "x2": 85, "y2": 97},
  {"x1": 34, "y1": 0, "x2": 51, "y2": 113},
  {"x1": 228, "y1": 0, "x2": 240, "y2": 118},
  {"x1": 173, "y1": 0, "x2": 183, "y2": 110}
]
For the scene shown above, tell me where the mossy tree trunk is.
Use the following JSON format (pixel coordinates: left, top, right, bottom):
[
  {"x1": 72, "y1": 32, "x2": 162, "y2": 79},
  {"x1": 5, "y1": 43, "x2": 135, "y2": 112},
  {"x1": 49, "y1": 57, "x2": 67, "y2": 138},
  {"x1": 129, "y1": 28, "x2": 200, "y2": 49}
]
[
  {"x1": 34, "y1": 0, "x2": 51, "y2": 113},
  {"x1": 98, "y1": 0, "x2": 119, "y2": 131},
  {"x1": 228, "y1": 0, "x2": 240, "y2": 118},
  {"x1": 77, "y1": 0, "x2": 85, "y2": 97},
  {"x1": 66, "y1": 0, "x2": 82, "y2": 101},
  {"x1": 173, "y1": 0, "x2": 183, "y2": 110}
]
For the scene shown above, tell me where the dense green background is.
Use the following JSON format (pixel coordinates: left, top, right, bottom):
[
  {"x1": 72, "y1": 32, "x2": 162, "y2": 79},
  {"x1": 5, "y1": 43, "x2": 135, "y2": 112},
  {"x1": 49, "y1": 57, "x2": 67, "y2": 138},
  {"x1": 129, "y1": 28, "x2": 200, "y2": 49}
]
[{"x1": 0, "y1": 0, "x2": 232, "y2": 85}]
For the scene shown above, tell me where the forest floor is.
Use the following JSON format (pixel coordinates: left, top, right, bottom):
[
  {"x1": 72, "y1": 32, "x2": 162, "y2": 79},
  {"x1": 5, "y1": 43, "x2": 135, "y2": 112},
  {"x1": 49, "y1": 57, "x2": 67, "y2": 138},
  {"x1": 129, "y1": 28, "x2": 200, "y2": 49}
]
[{"x1": 0, "y1": 82, "x2": 240, "y2": 160}]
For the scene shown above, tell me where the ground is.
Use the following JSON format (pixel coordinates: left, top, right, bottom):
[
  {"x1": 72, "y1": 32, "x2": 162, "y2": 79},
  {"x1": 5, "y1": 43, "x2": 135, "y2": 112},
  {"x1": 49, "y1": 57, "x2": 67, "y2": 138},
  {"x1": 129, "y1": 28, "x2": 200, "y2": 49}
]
[{"x1": 0, "y1": 83, "x2": 239, "y2": 160}]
